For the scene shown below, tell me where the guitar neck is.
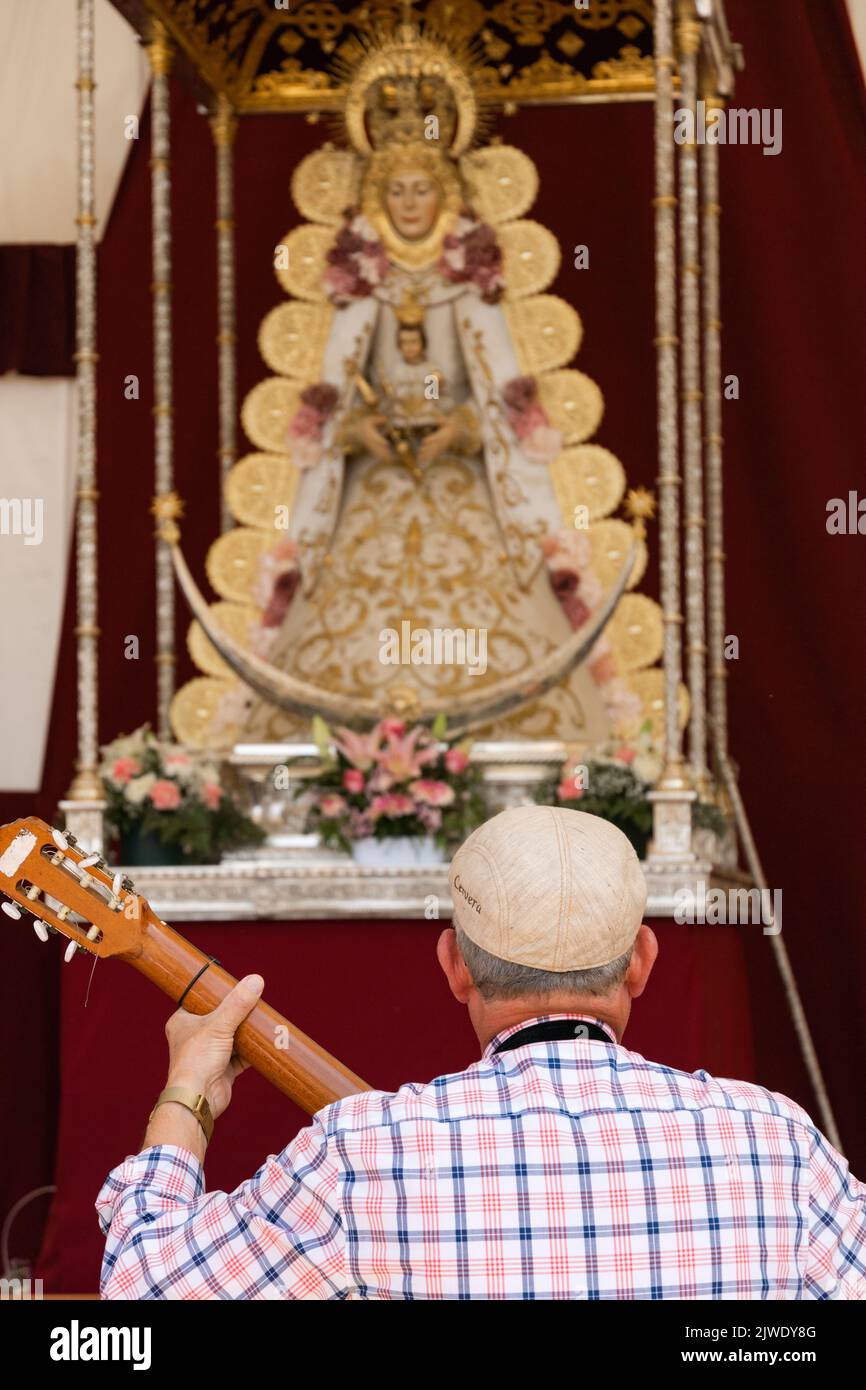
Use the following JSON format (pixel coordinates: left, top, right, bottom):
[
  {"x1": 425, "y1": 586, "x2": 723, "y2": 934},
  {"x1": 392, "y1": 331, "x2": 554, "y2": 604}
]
[{"x1": 133, "y1": 913, "x2": 370, "y2": 1115}]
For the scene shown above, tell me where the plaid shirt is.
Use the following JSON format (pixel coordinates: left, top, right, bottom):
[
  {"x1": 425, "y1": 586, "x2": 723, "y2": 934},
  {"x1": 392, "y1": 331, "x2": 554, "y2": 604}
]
[{"x1": 96, "y1": 1014, "x2": 866, "y2": 1300}]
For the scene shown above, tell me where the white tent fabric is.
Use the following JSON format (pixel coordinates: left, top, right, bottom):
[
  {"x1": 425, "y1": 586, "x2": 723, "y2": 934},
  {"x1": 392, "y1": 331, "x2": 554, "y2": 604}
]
[
  {"x1": 0, "y1": 3, "x2": 146, "y2": 790},
  {"x1": 847, "y1": 0, "x2": 866, "y2": 85},
  {"x1": 0, "y1": 377, "x2": 78, "y2": 790},
  {"x1": 0, "y1": 0, "x2": 149, "y2": 244}
]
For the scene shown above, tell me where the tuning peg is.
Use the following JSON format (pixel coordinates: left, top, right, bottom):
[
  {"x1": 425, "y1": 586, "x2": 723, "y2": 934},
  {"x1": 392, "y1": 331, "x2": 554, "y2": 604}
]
[
  {"x1": 63, "y1": 940, "x2": 78, "y2": 963},
  {"x1": 33, "y1": 920, "x2": 49, "y2": 943},
  {"x1": 112, "y1": 872, "x2": 123, "y2": 895},
  {"x1": 79, "y1": 853, "x2": 101, "y2": 870},
  {"x1": 52, "y1": 829, "x2": 69, "y2": 852},
  {"x1": 2, "y1": 901, "x2": 22, "y2": 920},
  {"x1": 25, "y1": 885, "x2": 42, "y2": 902}
]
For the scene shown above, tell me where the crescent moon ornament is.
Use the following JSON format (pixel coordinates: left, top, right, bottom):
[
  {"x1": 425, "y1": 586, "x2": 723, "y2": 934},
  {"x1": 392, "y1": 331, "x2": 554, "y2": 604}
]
[{"x1": 169, "y1": 537, "x2": 635, "y2": 737}]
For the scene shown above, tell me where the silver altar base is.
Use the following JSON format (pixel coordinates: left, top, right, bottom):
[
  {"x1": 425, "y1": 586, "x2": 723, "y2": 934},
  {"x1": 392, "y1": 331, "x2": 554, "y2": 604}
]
[
  {"x1": 227, "y1": 739, "x2": 574, "y2": 849},
  {"x1": 81, "y1": 742, "x2": 742, "y2": 923},
  {"x1": 114, "y1": 855, "x2": 748, "y2": 923}
]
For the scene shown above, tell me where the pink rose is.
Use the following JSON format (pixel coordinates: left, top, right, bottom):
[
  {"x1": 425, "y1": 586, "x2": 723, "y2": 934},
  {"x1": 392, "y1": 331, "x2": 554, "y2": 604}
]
[
  {"x1": 615, "y1": 746, "x2": 637, "y2": 765},
  {"x1": 370, "y1": 793, "x2": 415, "y2": 819},
  {"x1": 379, "y1": 718, "x2": 406, "y2": 739},
  {"x1": 589, "y1": 651, "x2": 617, "y2": 685},
  {"x1": 342, "y1": 768, "x2": 365, "y2": 794},
  {"x1": 288, "y1": 403, "x2": 322, "y2": 440},
  {"x1": 561, "y1": 593, "x2": 590, "y2": 631},
  {"x1": 261, "y1": 569, "x2": 300, "y2": 628},
  {"x1": 521, "y1": 425, "x2": 562, "y2": 466},
  {"x1": 319, "y1": 794, "x2": 348, "y2": 818},
  {"x1": 324, "y1": 264, "x2": 359, "y2": 303},
  {"x1": 557, "y1": 777, "x2": 584, "y2": 801},
  {"x1": 503, "y1": 376, "x2": 538, "y2": 412},
  {"x1": 300, "y1": 382, "x2": 338, "y2": 417},
  {"x1": 511, "y1": 402, "x2": 548, "y2": 440},
  {"x1": 444, "y1": 747, "x2": 469, "y2": 774},
  {"x1": 150, "y1": 779, "x2": 181, "y2": 811},
  {"x1": 408, "y1": 779, "x2": 455, "y2": 807},
  {"x1": 111, "y1": 756, "x2": 141, "y2": 784},
  {"x1": 201, "y1": 781, "x2": 222, "y2": 810}
]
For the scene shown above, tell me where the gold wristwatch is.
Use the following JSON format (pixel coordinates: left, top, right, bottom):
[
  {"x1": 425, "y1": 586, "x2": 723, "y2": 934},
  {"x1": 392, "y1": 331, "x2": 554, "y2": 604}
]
[{"x1": 150, "y1": 1086, "x2": 215, "y2": 1143}]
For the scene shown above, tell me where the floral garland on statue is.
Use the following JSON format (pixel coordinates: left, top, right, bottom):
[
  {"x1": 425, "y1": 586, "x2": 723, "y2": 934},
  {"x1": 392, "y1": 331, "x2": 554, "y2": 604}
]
[
  {"x1": 539, "y1": 526, "x2": 645, "y2": 731},
  {"x1": 285, "y1": 382, "x2": 339, "y2": 472},
  {"x1": 322, "y1": 206, "x2": 505, "y2": 307},
  {"x1": 502, "y1": 374, "x2": 562, "y2": 467},
  {"x1": 100, "y1": 726, "x2": 264, "y2": 863},
  {"x1": 437, "y1": 211, "x2": 505, "y2": 303},
  {"x1": 290, "y1": 714, "x2": 486, "y2": 854}
]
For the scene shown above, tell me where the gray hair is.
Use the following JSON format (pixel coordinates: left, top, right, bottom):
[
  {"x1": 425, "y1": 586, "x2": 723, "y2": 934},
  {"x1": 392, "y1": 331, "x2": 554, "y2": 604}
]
[{"x1": 454, "y1": 924, "x2": 633, "y2": 1003}]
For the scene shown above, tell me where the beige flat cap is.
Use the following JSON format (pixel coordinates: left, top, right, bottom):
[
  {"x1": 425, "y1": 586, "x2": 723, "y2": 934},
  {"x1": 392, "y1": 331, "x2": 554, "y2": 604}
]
[{"x1": 448, "y1": 805, "x2": 647, "y2": 971}]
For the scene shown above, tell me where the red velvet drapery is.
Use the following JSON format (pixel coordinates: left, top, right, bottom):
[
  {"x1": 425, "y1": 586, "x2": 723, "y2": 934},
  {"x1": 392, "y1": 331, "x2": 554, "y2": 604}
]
[{"x1": 2, "y1": 0, "x2": 865, "y2": 1277}]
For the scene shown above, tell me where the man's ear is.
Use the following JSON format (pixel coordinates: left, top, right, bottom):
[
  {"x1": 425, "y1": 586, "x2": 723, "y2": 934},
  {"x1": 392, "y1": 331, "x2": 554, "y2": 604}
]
[
  {"x1": 625, "y1": 923, "x2": 658, "y2": 1001},
  {"x1": 436, "y1": 927, "x2": 474, "y2": 1004}
]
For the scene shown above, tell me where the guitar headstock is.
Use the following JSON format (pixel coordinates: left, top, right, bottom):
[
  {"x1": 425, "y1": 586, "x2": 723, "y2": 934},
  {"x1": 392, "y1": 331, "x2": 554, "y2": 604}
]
[{"x1": 0, "y1": 816, "x2": 148, "y2": 963}]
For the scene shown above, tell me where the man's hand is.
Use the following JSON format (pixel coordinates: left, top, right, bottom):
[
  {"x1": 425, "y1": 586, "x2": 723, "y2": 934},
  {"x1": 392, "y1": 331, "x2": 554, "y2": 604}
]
[{"x1": 164, "y1": 974, "x2": 265, "y2": 1120}]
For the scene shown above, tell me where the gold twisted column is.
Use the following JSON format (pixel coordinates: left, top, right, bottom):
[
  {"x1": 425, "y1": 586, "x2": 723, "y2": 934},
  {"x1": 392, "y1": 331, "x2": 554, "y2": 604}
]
[
  {"x1": 148, "y1": 22, "x2": 175, "y2": 738},
  {"x1": 702, "y1": 94, "x2": 728, "y2": 770},
  {"x1": 62, "y1": 0, "x2": 105, "y2": 841},
  {"x1": 210, "y1": 96, "x2": 239, "y2": 534},
  {"x1": 677, "y1": 2, "x2": 708, "y2": 793}
]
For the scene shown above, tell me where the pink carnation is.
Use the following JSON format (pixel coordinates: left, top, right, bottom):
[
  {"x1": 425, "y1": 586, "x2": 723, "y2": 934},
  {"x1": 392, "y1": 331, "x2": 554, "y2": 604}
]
[
  {"x1": 111, "y1": 756, "x2": 141, "y2": 784},
  {"x1": 201, "y1": 781, "x2": 222, "y2": 810},
  {"x1": 444, "y1": 747, "x2": 469, "y2": 774},
  {"x1": 416, "y1": 804, "x2": 443, "y2": 833},
  {"x1": 319, "y1": 794, "x2": 348, "y2": 818},
  {"x1": 342, "y1": 768, "x2": 365, "y2": 794},
  {"x1": 408, "y1": 779, "x2": 455, "y2": 807},
  {"x1": 615, "y1": 746, "x2": 637, "y2": 765},
  {"x1": 370, "y1": 793, "x2": 415, "y2": 820},
  {"x1": 150, "y1": 779, "x2": 181, "y2": 811}
]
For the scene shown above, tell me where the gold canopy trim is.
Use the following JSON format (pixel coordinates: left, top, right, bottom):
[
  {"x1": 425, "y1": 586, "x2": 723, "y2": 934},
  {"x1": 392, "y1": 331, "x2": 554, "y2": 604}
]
[{"x1": 115, "y1": 1, "x2": 743, "y2": 115}]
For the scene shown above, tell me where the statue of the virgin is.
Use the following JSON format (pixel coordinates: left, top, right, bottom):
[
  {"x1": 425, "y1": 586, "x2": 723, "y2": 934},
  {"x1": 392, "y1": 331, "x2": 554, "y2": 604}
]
[{"x1": 170, "y1": 23, "x2": 659, "y2": 750}]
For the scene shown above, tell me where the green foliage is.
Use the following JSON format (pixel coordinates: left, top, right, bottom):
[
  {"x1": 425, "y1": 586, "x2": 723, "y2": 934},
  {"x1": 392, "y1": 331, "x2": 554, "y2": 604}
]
[{"x1": 538, "y1": 743, "x2": 728, "y2": 860}]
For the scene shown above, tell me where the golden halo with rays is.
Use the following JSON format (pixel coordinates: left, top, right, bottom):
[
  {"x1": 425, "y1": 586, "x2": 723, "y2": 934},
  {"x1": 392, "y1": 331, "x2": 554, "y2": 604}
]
[{"x1": 330, "y1": 17, "x2": 493, "y2": 159}]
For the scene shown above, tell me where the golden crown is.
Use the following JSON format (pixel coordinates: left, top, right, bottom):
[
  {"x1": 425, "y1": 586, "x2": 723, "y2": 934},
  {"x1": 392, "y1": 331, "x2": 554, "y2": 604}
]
[{"x1": 338, "y1": 21, "x2": 479, "y2": 157}]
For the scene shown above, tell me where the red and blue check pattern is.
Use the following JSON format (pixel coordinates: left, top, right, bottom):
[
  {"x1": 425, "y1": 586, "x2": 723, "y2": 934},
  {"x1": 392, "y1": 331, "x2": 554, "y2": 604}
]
[{"x1": 97, "y1": 1014, "x2": 866, "y2": 1299}]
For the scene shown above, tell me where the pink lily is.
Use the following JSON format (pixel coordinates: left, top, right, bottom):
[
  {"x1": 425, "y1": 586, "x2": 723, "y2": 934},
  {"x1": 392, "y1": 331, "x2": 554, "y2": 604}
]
[{"x1": 333, "y1": 725, "x2": 383, "y2": 771}]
